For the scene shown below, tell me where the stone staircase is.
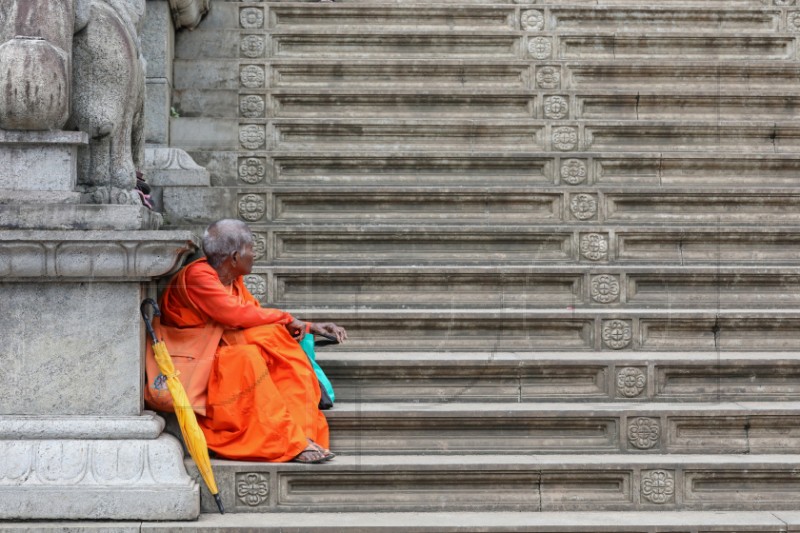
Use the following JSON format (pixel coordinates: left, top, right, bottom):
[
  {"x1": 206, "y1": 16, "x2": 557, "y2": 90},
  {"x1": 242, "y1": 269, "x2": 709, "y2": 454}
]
[{"x1": 161, "y1": 0, "x2": 800, "y2": 530}]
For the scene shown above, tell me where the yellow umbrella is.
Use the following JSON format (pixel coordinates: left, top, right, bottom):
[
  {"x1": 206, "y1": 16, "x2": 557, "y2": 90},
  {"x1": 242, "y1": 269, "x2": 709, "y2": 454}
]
[{"x1": 141, "y1": 299, "x2": 225, "y2": 514}]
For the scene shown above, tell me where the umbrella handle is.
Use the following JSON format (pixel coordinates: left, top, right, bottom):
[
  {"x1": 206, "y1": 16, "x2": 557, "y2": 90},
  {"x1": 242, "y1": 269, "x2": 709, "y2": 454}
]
[{"x1": 140, "y1": 298, "x2": 161, "y2": 344}]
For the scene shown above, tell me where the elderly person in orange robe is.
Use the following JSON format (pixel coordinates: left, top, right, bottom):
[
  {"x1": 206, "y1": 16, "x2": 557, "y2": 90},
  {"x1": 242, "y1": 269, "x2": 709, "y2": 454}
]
[{"x1": 159, "y1": 219, "x2": 347, "y2": 463}]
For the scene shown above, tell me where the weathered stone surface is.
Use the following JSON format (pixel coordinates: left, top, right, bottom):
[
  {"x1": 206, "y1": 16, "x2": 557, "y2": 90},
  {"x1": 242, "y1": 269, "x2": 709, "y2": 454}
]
[
  {"x1": 0, "y1": 130, "x2": 86, "y2": 194},
  {"x1": 174, "y1": 60, "x2": 241, "y2": 90},
  {"x1": 145, "y1": 147, "x2": 210, "y2": 187},
  {"x1": 0, "y1": 203, "x2": 163, "y2": 230},
  {"x1": 145, "y1": 79, "x2": 172, "y2": 145},
  {"x1": 0, "y1": 435, "x2": 198, "y2": 520},
  {"x1": 170, "y1": 118, "x2": 239, "y2": 150},
  {"x1": 142, "y1": 0, "x2": 174, "y2": 80}
]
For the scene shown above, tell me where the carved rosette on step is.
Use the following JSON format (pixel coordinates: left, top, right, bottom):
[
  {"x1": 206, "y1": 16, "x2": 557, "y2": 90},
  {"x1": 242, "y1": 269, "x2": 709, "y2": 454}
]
[
  {"x1": 544, "y1": 96, "x2": 569, "y2": 120},
  {"x1": 236, "y1": 473, "x2": 269, "y2": 506},
  {"x1": 527, "y1": 37, "x2": 552, "y2": 59},
  {"x1": 238, "y1": 194, "x2": 267, "y2": 222},
  {"x1": 239, "y1": 157, "x2": 267, "y2": 184},
  {"x1": 244, "y1": 274, "x2": 267, "y2": 300},
  {"x1": 252, "y1": 233, "x2": 267, "y2": 261},
  {"x1": 641, "y1": 470, "x2": 675, "y2": 504},
  {"x1": 240, "y1": 125, "x2": 266, "y2": 150},
  {"x1": 521, "y1": 10, "x2": 545, "y2": 31},
  {"x1": 627, "y1": 418, "x2": 661, "y2": 450},
  {"x1": 603, "y1": 320, "x2": 633, "y2": 350},
  {"x1": 536, "y1": 66, "x2": 561, "y2": 89},
  {"x1": 240, "y1": 35, "x2": 266, "y2": 59},
  {"x1": 788, "y1": 11, "x2": 800, "y2": 31},
  {"x1": 580, "y1": 233, "x2": 608, "y2": 261},
  {"x1": 591, "y1": 275, "x2": 620, "y2": 304},
  {"x1": 240, "y1": 7, "x2": 265, "y2": 30},
  {"x1": 616, "y1": 367, "x2": 646, "y2": 398},
  {"x1": 240, "y1": 95, "x2": 266, "y2": 119},
  {"x1": 560, "y1": 159, "x2": 588, "y2": 185},
  {"x1": 240, "y1": 65, "x2": 266, "y2": 89},
  {"x1": 553, "y1": 127, "x2": 578, "y2": 151},
  {"x1": 570, "y1": 194, "x2": 598, "y2": 221}
]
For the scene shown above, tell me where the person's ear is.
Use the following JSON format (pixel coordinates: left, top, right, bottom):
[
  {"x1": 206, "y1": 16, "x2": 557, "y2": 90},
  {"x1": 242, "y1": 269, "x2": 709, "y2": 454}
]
[{"x1": 231, "y1": 250, "x2": 239, "y2": 263}]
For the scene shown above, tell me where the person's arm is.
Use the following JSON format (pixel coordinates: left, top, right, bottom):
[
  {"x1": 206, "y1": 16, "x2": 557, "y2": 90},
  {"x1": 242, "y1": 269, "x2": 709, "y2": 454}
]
[{"x1": 185, "y1": 265, "x2": 294, "y2": 329}]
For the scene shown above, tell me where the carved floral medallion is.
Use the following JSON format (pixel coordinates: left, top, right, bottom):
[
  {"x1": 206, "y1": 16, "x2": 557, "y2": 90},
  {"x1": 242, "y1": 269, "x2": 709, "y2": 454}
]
[
  {"x1": 244, "y1": 275, "x2": 267, "y2": 299},
  {"x1": 240, "y1": 65, "x2": 266, "y2": 88},
  {"x1": 627, "y1": 418, "x2": 660, "y2": 450},
  {"x1": 239, "y1": 158, "x2": 267, "y2": 184},
  {"x1": 552, "y1": 126, "x2": 578, "y2": 151},
  {"x1": 521, "y1": 10, "x2": 545, "y2": 31},
  {"x1": 570, "y1": 194, "x2": 597, "y2": 221},
  {"x1": 528, "y1": 37, "x2": 552, "y2": 59},
  {"x1": 641, "y1": 470, "x2": 675, "y2": 504},
  {"x1": 536, "y1": 66, "x2": 561, "y2": 89},
  {"x1": 560, "y1": 159, "x2": 587, "y2": 185},
  {"x1": 238, "y1": 194, "x2": 266, "y2": 221},
  {"x1": 604, "y1": 320, "x2": 633, "y2": 350},
  {"x1": 616, "y1": 367, "x2": 646, "y2": 397},
  {"x1": 579, "y1": 233, "x2": 608, "y2": 261},
  {"x1": 591, "y1": 275, "x2": 620, "y2": 303},
  {"x1": 236, "y1": 472, "x2": 269, "y2": 506}
]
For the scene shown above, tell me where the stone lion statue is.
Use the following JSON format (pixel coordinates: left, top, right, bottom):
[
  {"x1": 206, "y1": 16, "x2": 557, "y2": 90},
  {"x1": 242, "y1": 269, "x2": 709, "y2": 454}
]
[{"x1": 70, "y1": 0, "x2": 146, "y2": 205}]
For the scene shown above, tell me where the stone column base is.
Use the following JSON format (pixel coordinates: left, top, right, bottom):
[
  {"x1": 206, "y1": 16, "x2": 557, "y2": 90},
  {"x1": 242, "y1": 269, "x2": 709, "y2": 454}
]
[{"x1": 0, "y1": 413, "x2": 198, "y2": 520}]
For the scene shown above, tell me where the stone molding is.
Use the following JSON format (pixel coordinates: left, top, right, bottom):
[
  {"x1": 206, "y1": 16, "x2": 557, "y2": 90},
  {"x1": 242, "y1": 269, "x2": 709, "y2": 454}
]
[
  {"x1": 0, "y1": 230, "x2": 197, "y2": 280},
  {"x1": 0, "y1": 412, "x2": 165, "y2": 440},
  {"x1": 0, "y1": 435, "x2": 198, "y2": 520},
  {"x1": 145, "y1": 146, "x2": 210, "y2": 186}
]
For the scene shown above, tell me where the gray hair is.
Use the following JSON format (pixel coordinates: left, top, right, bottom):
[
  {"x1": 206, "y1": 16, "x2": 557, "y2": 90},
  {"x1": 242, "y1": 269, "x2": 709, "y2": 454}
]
[{"x1": 202, "y1": 219, "x2": 253, "y2": 268}]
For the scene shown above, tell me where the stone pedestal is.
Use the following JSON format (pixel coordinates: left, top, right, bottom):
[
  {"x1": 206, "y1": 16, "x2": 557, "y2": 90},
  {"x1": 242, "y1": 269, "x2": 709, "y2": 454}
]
[{"x1": 0, "y1": 229, "x2": 200, "y2": 520}]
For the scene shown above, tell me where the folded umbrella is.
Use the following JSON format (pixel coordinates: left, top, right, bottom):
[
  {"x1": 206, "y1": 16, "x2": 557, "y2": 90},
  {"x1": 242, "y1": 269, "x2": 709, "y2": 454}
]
[{"x1": 141, "y1": 298, "x2": 224, "y2": 514}]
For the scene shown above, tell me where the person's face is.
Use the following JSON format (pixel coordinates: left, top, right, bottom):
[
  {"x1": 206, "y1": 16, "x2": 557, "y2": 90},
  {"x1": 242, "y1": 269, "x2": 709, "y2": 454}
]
[{"x1": 232, "y1": 242, "x2": 255, "y2": 277}]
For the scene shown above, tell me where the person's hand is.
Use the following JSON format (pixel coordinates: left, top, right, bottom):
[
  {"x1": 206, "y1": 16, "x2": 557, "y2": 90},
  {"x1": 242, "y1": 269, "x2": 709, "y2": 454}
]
[
  {"x1": 310, "y1": 322, "x2": 348, "y2": 344},
  {"x1": 285, "y1": 318, "x2": 307, "y2": 341}
]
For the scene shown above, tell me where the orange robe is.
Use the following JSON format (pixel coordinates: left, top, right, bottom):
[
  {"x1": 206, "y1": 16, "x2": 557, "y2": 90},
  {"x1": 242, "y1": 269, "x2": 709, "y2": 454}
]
[{"x1": 159, "y1": 258, "x2": 329, "y2": 462}]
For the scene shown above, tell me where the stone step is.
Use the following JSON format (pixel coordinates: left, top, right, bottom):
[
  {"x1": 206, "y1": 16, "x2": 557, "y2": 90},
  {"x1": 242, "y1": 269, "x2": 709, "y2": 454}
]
[
  {"x1": 188, "y1": 454, "x2": 800, "y2": 513},
  {"x1": 269, "y1": 0, "x2": 774, "y2": 5},
  {"x1": 251, "y1": 91, "x2": 800, "y2": 121},
  {"x1": 116, "y1": 511, "x2": 800, "y2": 532},
  {"x1": 245, "y1": 59, "x2": 800, "y2": 90},
  {"x1": 260, "y1": 187, "x2": 800, "y2": 225},
  {"x1": 268, "y1": 266, "x2": 800, "y2": 310},
  {"x1": 565, "y1": 62, "x2": 800, "y2": 90},
  {"x1": 249, "y1": 33, "x2": 796, "y2": 62},
  {"x1": 235, "y1": 224, "x2": 800, "y2": 266},
  {"x1": 291, "y1": 309, "x2": 800, "y2": 352},
  {"x1": 265, "y1": 5, "x2": 784, "y2": 34},
  {"x1": 257, "y1": 152, "x2": 800, "y2": 188},
  {"x1": 230, "y1": 119, "x2": 800, "y2": 153},
  {"x1": 326, "y1": 401, "x2": 800, "y2": 455},
  {"x1": 318, "y1": 351, "x2": 800, "y2": 402}
]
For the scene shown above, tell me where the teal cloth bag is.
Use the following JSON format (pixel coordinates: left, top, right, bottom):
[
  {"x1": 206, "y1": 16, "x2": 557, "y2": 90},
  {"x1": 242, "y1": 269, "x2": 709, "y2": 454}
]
[{"x1": 299, "y1": 333, "x2": 335, "y2": 404}]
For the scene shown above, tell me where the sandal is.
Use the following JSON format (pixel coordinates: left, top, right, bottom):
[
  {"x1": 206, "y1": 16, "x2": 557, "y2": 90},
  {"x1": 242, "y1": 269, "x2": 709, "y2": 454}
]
[
  {"x1": 291, "y1": 445, "x2": 328, "y2": 464},
  {"x1": 307, "y1": 439, "x2": 336, "y2": 461}
]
